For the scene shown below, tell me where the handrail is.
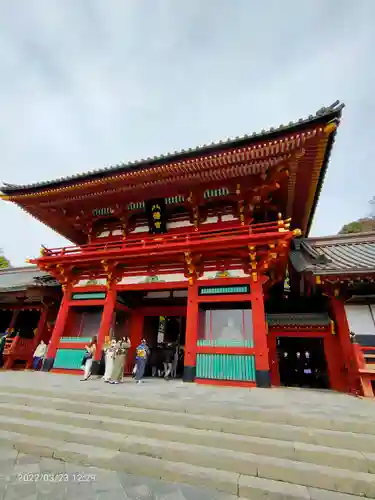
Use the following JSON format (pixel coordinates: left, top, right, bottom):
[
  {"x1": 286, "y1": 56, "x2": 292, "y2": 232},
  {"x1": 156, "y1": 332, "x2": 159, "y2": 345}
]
[{"x1": 40, "y1": 221, "x2": 288, "y2": 258}]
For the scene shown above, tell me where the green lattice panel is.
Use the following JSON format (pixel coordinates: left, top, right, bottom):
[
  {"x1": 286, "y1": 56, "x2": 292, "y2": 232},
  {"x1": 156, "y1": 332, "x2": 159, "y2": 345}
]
[
  {"x1": 197, "y1": 339, "x2": 254, "y2": 347},
  {"x1": 54, "y1": 348, "x2": 86, "y2": 370},
  {"x1": 196, "y1": 354, "x2": 255, "y2": 381}
]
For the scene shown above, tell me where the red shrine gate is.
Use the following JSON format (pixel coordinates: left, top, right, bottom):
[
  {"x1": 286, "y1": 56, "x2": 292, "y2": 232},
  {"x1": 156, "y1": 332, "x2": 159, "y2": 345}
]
[
  {"x1": 1, "y1": 102, "x2": 345, "y2": 388},
  {"x1": 31, "y1": 220, "x2": 298, "y2": 386}
]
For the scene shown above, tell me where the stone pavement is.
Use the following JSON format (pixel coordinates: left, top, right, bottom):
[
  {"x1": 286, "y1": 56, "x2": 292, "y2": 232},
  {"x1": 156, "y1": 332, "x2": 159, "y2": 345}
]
[
  {"x1": 0, "y1": 370, "x2": 374, "y2": 419},
  {"x1": 0, "y1": 370, "x2": 374, "y2": 499},
  {"x1": 0, "y1": 446, "x2": 238, "y2": 500}
]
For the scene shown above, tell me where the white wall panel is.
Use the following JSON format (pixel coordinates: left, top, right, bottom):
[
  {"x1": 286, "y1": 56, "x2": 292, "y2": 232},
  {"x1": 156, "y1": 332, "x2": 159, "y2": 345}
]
[{"x1": 344, "y1": 304, "x2": 375, "y2": 335}]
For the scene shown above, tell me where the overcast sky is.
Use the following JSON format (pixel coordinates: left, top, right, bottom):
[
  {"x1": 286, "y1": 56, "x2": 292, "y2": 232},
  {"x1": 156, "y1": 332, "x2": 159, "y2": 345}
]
[{"x1": 1, "y1": 0, "x2": 374, "y2": 266}]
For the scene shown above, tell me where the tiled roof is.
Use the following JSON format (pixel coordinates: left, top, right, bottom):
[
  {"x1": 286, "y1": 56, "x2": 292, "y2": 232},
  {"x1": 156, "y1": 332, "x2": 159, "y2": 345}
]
[
  {"x1": 0, "y1": 101, "x2": 344, "y2": 194},
  {"x1": 290, "y1": 232, "x2": 375, "y2": 276},
  {"x1": 0, "y1": 266, "x2": 59, "y2": 292}
]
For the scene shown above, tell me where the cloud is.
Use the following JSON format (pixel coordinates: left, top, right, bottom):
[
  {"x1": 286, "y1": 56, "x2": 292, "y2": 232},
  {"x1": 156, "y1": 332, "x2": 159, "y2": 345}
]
[{"x1": 1, "y1": 0, "x2": 375, "y2": 265}]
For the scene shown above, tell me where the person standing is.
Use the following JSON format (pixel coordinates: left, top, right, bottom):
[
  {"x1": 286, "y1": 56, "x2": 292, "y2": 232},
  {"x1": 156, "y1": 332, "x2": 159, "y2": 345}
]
[
  {"x1": 110, "y1": 337, "x2": 131, "y2": 384},
  {"x1": 135, "y1": 338, "x2": 149, "y2": 384},
  {"x1": 103, "y1": 339, "x2": 116, "y2": 382},
  {"x1": 32, "y1": 340, "x2": 47, "y2": 370},
  {"x1": 0, "y1": 332, "x2": 8, "y2": 368},
  {"x1": 150, "y1": 345, "x2": 162, "y2": 377},
  {"x1": 163, "y1": 343, "x2": 174, "y2": 380},
  {"x1": 81, "y1": 336, "x2": 97, "y2": 381}
]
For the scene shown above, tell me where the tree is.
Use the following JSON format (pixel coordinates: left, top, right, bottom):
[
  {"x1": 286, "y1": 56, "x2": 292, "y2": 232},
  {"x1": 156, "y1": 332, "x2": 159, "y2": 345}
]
[
  {"x1": 339, "y1": 199, "x2": 375, "y2": 234},
  {"x1": 0, "y1": 254, "x2": 10, "y2": 269}
]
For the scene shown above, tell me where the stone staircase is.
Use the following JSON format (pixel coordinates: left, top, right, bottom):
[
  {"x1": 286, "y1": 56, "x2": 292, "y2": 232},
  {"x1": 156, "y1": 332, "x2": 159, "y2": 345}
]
[{"x1": 0, "y1": 384, "x2": 374, "y2": 499}]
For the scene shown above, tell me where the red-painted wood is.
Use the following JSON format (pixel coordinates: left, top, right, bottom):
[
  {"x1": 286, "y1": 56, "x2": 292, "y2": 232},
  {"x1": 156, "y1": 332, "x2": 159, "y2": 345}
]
[
  {"x1": 196, "y1": 346, "x2": 256, "y2": 355},
  {"x1": 139, "y1": 306, "x2": 186, "y2": 317},
  {"x1": 8, "y1": 310, "x2": 19, "y2": 330},
  {"x1": 67, "y1": 299, "x2": 105, "y2": 307},
  {"x1": 116, "y1": 303, "x2": 130, "y2": 313},
  {"x1": 184, "y1": 283, "x2": 199, "y2": 371},
  {"x1": 195, "y1": 378, "x2": 256, "y2": 388},
  {"x1": 117, "y1": 281, "x2": 187, "y2": 291},
  {"x1": 197, "y1": 294, "x2": 251, "y2": 304},
  {"x1": 251, "y1": 279, "x2": 269, "y2": 373},
  {"x1": 25, "y1": 307, "x2": 48, "y2": 369},
  {"x1": 51, "y1": 368, "x2": 81, "y2": 375},
  {"x1": 34, "y1": 222, "x2": 293, "y2": 270},
  {"x1": 71, "y1": 286, "x2": 106, "y2": 293},
  {"x1": 330, "y1": 297, "x2": 356, "y2": 393},
  {"x1": 56, "y1": 342, "x2": 88, "y2": 349},
  {"x1": 268, "y1": 329, "x2": 346, "y2": 392},
  {"x1": 95, "y1": 283, "x2": 117, "y2": 361},
  {"x1": 46, "y1": 285, "x2": 72, "y2": 359}
]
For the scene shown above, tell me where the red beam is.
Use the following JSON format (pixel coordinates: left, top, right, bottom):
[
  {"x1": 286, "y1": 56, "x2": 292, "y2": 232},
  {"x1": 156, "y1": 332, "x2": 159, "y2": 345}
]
[
  {"x1": 67, "y1": 299, "x2": 105, "y2": 307},
  {"x1": 139, "y1": 306, "x2": 186, "y2": 316},
  {"x1": 195, "y1": 378, "x2": 256, "y2": 388},
  {"x1": 57, "y1": 342, "x2": 87, "y2": 349},
  {"x1": 198, "y1": 294, "x2": 251, "y2": 304},
  {"x1": 197, "y1": 346, "x2": 256, "y2": 355}
]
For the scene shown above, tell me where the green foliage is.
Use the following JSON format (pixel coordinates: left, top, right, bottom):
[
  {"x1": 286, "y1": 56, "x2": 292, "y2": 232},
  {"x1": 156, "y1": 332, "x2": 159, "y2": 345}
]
[
  {"x1": 338, "y1": 198, "x2": 375, "y2": 234},
  {"x1": 0, "y1": 254, "x2": 10, "y2": 269},
  {"x1": 339, "y1": 221, "x2": 365, "y2": 234}
]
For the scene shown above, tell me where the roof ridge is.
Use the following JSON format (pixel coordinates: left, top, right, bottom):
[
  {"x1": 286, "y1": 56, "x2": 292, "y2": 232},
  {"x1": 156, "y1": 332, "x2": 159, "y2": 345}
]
[
  {"x1": 306, "y1": 231, "x2": 375, "y2": 245},
  {"x1": 1, "y1": 100, "x2": 344, "y2": 193},
  {"x1": 0, "y1": 265, "x2": 38, "y2": 273}
]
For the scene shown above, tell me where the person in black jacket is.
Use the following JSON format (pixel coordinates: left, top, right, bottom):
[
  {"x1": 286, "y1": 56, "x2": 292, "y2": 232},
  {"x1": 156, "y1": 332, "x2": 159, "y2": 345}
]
[
  {"x1": 150, "y1": 346, "x2": 163, "y2": 377},
  {"x1": 163, "y1": 343, "x2": 174, "y2": 379}
]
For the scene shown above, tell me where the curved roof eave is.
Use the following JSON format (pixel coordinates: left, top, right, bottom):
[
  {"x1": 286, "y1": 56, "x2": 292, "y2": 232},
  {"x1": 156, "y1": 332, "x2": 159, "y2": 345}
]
[{"x1": 0, "y1": 101, "x2": 344, "y2": 195}]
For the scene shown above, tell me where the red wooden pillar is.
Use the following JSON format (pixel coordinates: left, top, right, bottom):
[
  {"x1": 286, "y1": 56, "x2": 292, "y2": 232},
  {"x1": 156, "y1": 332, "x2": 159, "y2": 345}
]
[
  {"x1": 127, "y1": 311, "x2": 144, "y2": 374},
  {"x1": 92, "y1": 282, "x2": 117, "y2": 374},
  {"x1": 26, "y1": 306, "x2": 49, "y2": 369},
  {"x1": 43, "y1": 285, "x2": 72, "y2": 371},
  {"x1": 330, "y1": 296, "x2": 358, "y2": 394},
  {"x1": 8, "y1": 309, "x2": 19, "y2": 331},
  {"x1": 251, "y1": 277, "x2": 270, "y2": 387},
  {"x1": 3, "y1": 309, "x2": 20, "y2": 369},
  {"x1": 183, "y1": 282, "x2": 199, "y2": 382}
]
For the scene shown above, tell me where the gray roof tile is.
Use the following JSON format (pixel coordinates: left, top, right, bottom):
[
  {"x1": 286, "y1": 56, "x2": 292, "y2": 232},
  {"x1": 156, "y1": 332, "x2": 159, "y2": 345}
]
[
  {"x1": 0, "y1": 266, "x2": 59, "y2": 292},
  {"x1": 290, "y1": 232, "x2": 375, "y2": 275}
]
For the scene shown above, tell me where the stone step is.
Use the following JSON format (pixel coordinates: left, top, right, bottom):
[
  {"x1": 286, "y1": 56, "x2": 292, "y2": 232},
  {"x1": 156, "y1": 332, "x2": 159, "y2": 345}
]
[
  {"x1": 0, "y1": 402, "x2": 374, "y2": 473},
  {"x1": 1, "y1": 386, "x2": 374, "y2": 435},
  {"x1": 0, "y1": 427, "x2": 372, "y2": 499},
  {"x1": 1, "y1": 393, "x2": 375, "y2": 455}
]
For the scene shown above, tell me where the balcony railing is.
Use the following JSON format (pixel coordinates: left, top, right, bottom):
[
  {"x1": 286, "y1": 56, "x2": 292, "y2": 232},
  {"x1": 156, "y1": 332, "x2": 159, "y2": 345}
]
[
  {"x1": 4, "y1": 336, "x2": 34, "y2": 359},
  {"x1": 39, "y1": 220, "x2": 291, "y2": 261}
]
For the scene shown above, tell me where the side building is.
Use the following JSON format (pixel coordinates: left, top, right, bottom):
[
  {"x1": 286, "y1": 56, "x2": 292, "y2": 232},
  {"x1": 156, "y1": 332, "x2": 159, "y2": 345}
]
[
  {"x1": 0, "y1": 266, "x2": 60, "y2": 369},
  {"x1": 1, "y1": 101, "x2": 355, "y2": 392},
  {"x1": 289, "y1": 232, "x2": 375, "y2": 396}
]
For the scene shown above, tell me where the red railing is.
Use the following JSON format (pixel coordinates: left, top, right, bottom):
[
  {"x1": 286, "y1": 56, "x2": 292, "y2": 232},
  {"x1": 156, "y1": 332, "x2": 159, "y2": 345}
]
[
  {"x1": 4, "y1": 336, "x2": 34, "y2": 359},
  {"x1": 38, "y1": 220, "x2": 290, "y2": 261}
]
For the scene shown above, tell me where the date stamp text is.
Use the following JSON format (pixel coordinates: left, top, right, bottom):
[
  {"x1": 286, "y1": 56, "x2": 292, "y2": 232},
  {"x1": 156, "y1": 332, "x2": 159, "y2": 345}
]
[{"x1": 17, "y1": 472, "x2": 96, "y2": 483}]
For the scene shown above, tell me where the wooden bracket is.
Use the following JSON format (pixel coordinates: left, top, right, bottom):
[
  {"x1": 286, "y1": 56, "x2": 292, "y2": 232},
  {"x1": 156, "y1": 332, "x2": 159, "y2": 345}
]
[{"x1": 184, "y1": 251, "x2": 197, "y2": 285}]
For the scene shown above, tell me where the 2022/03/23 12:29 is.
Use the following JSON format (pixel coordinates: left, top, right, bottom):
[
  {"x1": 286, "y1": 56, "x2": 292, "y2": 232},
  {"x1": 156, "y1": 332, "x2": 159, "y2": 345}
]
[{"x1": 17, "y1": 472, "x2": 96, "y2": 482}]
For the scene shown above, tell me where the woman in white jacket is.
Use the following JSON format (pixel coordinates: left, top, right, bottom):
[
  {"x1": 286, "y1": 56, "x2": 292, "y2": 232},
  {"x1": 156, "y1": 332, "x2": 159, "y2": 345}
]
[{"x1": 103, "y1": 339, "x2": 116, "y2": 382}]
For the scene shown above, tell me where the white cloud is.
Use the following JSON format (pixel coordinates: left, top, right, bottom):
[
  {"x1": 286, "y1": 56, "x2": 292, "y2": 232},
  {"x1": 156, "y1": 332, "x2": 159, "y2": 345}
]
[{"x1": 1, "y1": 0, "x2": 375, "y2": 264}]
